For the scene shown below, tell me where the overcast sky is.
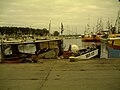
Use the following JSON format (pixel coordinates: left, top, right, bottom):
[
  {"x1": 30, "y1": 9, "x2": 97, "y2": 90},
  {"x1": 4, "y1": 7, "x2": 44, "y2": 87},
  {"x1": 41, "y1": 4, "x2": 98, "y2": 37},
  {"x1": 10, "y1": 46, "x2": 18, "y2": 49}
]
[{"x1": 0, "y1": 0, "x2": 120, "y2": 34}]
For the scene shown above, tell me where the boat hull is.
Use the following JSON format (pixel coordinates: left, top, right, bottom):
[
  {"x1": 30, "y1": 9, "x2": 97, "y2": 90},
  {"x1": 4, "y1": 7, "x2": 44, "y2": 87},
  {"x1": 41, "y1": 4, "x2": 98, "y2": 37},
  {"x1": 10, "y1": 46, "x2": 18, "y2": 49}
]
[
  {"x1": 69, "y1": 49, "x2": 98, "y2": 60},
  {"x1": 107, "y1": 34, "x2": 120, "y2": 58},
  {"x1": 81, "y1": 37, "x2": 101, "y2": 42},
  {"x1": 108, "y1": 44, "x2": 120, "y2": 58}
]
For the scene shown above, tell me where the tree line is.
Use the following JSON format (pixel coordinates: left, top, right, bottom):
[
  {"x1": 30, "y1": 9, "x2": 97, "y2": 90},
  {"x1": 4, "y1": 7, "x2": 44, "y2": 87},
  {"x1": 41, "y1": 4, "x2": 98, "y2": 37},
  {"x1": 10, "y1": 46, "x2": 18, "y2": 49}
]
[
  {"x1": 0, "y1": 26, "x2": 60, "y2": 36},
  {"x1": 0, "y1": 26, "x2": 49, "y2": 36}
]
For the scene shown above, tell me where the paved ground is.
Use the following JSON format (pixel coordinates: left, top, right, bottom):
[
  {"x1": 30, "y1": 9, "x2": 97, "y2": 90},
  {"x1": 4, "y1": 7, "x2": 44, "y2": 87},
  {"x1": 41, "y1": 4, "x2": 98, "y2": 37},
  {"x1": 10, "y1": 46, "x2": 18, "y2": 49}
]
[{"x1": 0, "y1": 59, "x2": 120, "y2": 90}]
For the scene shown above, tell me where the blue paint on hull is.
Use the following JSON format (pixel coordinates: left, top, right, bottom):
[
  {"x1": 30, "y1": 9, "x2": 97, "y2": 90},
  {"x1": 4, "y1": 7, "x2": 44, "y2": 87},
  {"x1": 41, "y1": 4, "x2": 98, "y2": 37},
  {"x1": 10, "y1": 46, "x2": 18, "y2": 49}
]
[{"x1": 108, "y1": 47, "x2": 120, "y2": 58}]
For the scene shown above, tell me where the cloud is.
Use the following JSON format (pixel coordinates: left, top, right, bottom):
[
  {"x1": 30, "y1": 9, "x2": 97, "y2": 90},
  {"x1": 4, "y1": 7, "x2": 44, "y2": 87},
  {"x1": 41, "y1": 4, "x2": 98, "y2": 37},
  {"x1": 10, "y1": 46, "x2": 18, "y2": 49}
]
[
  {"x1": 86, "y1": 5, "x2": 99, "y2": 9},
  {"x1": 0, "y1": 0, "x2": 119, "y2": 34}
]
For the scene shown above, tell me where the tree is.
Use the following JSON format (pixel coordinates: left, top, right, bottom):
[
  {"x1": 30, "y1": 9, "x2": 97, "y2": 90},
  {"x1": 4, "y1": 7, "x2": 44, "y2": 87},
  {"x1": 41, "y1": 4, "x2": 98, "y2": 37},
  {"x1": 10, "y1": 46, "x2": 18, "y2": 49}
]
[
  {"x1": 0, "y1": 26, "x2": 49, "y2": 36},
  {"x1": 42, "y1": 28, "x2": 49, "y2": 36},
  {"x1": 53, "y1": 31, "x2": 59, "y2": 36}
]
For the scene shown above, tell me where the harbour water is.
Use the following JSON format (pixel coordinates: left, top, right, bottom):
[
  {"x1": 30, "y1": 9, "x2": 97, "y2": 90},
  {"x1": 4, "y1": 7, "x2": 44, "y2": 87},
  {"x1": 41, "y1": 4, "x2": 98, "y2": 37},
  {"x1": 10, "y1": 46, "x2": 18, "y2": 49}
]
[{"x1": 63, "y1": 38, "x2": 108, "y2": 58}]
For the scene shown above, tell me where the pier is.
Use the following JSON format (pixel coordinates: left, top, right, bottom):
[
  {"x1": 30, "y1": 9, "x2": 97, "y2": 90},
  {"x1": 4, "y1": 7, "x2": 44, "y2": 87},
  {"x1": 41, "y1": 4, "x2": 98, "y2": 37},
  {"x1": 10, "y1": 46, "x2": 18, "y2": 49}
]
[{"x1": 0, "y1": 59, "x2": 120, "y2": 90}]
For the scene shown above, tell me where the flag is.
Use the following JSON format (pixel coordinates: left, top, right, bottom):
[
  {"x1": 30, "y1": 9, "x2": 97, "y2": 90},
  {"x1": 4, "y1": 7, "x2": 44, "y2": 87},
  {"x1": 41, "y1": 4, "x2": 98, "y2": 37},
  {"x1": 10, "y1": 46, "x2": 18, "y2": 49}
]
[{"x1": 61, "y1": 23, "x2": 64, "y2": 34}]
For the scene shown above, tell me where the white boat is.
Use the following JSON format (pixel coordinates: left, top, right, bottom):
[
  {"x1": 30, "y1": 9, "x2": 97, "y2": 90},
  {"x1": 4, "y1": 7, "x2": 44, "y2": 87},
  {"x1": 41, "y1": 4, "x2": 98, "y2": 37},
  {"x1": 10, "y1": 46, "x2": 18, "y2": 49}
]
[
  {"x1": 66, "y1": 44, "x2": 99, "y2": 61},
  {"x1": 69, "y1": 49, "x2": 98, "y2": 60}
]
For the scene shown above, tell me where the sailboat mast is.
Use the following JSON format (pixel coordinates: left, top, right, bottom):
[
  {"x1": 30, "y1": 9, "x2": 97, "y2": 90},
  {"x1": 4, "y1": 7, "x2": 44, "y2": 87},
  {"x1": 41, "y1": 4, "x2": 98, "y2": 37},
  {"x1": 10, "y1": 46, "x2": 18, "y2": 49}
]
[
  {"x1": 118, "y1": 9, "x2": 120, "y2": 33},
  {"x1": 61, "y1": 22, "x2": 64, "y2": 35},
  {"x1": 114, "y1": 1, "x2": 120, "y2": 33},
  {"x1": 49, "y1": 20, "x2": 51, "y2": 36}
]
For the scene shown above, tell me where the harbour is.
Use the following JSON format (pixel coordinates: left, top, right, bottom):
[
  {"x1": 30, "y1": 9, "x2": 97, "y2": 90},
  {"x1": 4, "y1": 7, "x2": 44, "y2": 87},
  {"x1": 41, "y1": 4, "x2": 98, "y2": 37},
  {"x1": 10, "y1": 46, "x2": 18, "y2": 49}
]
[
  {"x1": 0, "y1": 0, "x2": 120, "y2": 90},
  {"x1": 0, "y1": 6, "x2": 120, "y2": 61}
]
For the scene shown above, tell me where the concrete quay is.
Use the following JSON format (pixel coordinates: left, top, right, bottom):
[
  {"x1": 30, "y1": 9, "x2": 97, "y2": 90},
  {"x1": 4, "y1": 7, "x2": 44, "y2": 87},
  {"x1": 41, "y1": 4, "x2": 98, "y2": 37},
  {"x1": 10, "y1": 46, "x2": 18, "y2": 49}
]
[{"x1": 0, "y1": 59, "x2": 120, "y2": 90}]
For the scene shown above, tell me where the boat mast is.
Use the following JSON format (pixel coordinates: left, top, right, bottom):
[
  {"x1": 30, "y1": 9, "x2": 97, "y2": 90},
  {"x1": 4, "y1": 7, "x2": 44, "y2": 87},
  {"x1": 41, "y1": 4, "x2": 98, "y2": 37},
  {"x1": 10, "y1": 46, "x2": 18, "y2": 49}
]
[
  {"x1": 61, "y1": 22, "x2": 64, "y2": 35},
  {"x1": 48, "y1": 20, "x2": 51, "y2": 36},
  {"x1": 96, "y1": 17, "x2": 103, "y2": 34},
  {"x1": 114, "y1": 9, "x2": 120, "y2": 33},
  {"x1": 114, "y1": 0, "x2": 120, "y2": 33},
  {"x1": 118, "y1": 9, "x2": 120, "y2": 33}
]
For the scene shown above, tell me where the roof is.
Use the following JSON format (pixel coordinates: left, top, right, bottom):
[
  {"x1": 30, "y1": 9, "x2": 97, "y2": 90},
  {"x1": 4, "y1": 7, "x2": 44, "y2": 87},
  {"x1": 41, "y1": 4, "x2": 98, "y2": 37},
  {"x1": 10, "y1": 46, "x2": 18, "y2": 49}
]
[{"x1": 0, "y1": 39, "x2": 62, "y2": 45}]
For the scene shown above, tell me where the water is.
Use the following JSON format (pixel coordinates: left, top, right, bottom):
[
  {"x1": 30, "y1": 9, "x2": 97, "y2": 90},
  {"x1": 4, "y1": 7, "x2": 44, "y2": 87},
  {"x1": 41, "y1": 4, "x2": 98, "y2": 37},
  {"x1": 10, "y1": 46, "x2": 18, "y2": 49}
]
[
  {"x1": 63, "y1": 38, "x2": 108, "y2": 58},
  {"x1": 63, "y1": 38, "x2": 82, "y2": 50},
  {"x1": 63, "y1": 38, "x2": 101, "y2": 50}
]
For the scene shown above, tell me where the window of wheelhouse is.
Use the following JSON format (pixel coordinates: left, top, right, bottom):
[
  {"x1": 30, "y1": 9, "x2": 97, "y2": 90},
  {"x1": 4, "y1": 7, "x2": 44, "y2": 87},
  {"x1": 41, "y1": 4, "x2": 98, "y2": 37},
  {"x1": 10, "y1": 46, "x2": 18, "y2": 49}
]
[{"x1": 18, "y1": 44, "x2": 36, "y2": 54}]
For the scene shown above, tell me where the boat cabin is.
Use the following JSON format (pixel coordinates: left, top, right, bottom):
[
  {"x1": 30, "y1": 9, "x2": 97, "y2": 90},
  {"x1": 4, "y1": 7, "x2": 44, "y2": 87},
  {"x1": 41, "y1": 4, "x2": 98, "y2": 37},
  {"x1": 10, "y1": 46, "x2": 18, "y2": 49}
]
[{"x1": 0, "y1": 39, "x2": 63, "y2": 63}]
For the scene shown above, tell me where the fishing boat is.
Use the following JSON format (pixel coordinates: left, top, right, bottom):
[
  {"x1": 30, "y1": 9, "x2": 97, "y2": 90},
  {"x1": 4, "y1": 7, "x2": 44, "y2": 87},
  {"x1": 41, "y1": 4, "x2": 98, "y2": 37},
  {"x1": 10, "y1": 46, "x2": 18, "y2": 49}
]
[
  {"x1": 0, "y1": 38, "x2": 63, "y2": 63},
  {"x1": 107, "y1": 34, "x2": 120, "y2": 58},
  {"x1": 107, "y1": 8, "x2": 120, "y2": 58},
  {"x1": 81, "y1": 25, "x2": 102, "y2": 42},
  {"x1": 81, "y1": 34, "x2": 102, "y2": 42},
  {"x1": 81, "y1": 17, "x2": 104, "y2": 42},
  {"x1": 63, "y1": 44, "x2": 99, "y2": 60}
]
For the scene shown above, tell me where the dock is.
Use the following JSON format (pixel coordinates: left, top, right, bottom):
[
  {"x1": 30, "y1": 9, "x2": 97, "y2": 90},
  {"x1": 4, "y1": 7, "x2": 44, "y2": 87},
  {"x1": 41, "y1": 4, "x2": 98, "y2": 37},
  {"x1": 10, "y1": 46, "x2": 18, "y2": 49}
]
[{"x1": 0, "y1": 59, "x2": 120, "y2": 90}]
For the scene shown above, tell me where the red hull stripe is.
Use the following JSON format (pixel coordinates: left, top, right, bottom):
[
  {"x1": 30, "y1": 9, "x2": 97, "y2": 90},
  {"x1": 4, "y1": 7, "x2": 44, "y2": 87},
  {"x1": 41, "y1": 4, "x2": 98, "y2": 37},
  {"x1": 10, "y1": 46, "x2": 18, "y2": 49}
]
[{"x1": 108, "y1": 44, "x2": 120, "y2": 49}]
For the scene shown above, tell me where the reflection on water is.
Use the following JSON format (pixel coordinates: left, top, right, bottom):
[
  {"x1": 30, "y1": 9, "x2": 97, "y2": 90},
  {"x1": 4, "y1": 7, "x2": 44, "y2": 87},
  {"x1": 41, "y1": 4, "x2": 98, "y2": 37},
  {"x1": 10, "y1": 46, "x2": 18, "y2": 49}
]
[{"x1": 63, "y1": 38, "x2": 108, "y2": 58}]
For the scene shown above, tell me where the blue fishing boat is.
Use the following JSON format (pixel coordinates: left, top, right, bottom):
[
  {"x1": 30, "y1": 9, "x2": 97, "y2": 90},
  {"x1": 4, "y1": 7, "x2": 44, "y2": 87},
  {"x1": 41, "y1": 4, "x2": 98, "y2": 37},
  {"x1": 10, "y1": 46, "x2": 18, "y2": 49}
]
[
  {"x1": 107, "y1": 34, "x2": 120, "y2": 58},
  {"x1": 107, "y1": 8, "x2": 120, "y2": 58}
]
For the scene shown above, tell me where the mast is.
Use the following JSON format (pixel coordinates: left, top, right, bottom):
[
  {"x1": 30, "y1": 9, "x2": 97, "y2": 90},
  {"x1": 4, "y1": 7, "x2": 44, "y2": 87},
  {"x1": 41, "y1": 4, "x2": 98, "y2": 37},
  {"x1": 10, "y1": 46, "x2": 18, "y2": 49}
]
[
  {"x1": 114, "y1": 9, "x2": 120, "y2": 33},
  {"x1": 114, "y1": 1, "x2": 120, "y2": 33},
  {"x1": 96, "y1": 17, "x2": 103, "y2": 34},
  {"x1": 118, "y1": 0, "x2": 120, "y2": 33},
  {"x1": 118, "y1": 9, "x2": 120, "y2": 33},
  {"x1": 48, "y1": 20, "x2": 51, "y2": 36},
  {"x1": 61, "y1": 22, "x2": 64, "y2": 35},
  {"x1": 106, "y1": 18, "x2": 112, "y2": 34}
]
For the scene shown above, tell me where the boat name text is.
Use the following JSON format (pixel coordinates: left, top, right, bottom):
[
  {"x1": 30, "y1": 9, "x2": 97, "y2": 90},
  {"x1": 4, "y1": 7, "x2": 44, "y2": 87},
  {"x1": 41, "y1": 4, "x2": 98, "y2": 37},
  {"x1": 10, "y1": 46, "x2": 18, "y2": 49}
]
[{"x1": 86, "y1": 51, "x2": 94, "y2": 58}]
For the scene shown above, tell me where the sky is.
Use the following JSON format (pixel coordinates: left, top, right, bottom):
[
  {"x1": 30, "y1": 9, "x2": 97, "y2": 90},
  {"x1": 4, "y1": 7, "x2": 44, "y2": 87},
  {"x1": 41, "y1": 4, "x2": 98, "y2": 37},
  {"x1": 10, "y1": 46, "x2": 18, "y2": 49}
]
[{"x1": 0, "y1": 0, "x2": 120, "y2": 34}]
